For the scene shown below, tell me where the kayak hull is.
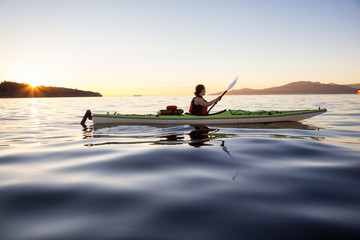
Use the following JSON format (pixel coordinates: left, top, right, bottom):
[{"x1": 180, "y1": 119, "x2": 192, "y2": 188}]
[{"x1": 91, "y1": 109, "x2": 327, "y2": 125}]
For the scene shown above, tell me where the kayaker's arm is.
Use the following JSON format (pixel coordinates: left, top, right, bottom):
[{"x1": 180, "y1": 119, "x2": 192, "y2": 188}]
[{"x1": 195, "y1": 96, "x2": 221, "y2": 107}]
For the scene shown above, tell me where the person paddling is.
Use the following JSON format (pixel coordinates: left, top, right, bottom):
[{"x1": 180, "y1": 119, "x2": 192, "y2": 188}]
[{"x1": 189, "y1": 84, "x2": 221, "y2": 115}]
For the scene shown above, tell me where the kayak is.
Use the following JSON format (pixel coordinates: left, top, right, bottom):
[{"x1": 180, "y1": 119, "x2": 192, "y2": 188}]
[
  {"x1": 89, "y1": 109, "x2": 327, "y2": 125},
  {"x1": 83, "y1": 108, "x2": 327, "y2": 125}
]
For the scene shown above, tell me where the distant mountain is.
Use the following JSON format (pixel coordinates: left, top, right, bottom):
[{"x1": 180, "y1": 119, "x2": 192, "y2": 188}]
[
  {"x1": 345, "y1": 83, "x2": 360, "y2": 90},
  {"x1": 211, "y1": 81, "x2": 358, "y2": 95},
  {"x1": 0, "y1": 81, "x2": 102, "y2": 98}
]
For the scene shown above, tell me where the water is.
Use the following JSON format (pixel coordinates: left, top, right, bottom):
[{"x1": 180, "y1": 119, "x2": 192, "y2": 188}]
[{"x1": 1, "y1": 95, "x2": 359, "y2": 240}]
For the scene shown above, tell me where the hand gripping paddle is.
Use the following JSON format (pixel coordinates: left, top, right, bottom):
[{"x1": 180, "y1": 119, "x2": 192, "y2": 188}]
[{"x1": 207, "y1": 76, "x2": 238, "y2": 114}]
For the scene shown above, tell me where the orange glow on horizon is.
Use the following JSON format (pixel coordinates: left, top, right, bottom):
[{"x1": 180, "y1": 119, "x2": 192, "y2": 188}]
[{"x1": 15, "y1": 85, "x2": 44, "y2": 97}]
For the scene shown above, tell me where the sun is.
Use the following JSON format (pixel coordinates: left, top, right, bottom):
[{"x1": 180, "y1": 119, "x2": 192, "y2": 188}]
[
  {"x1": 17, "y1": 73, "x2": 48, "y2": 88},
  {"x1": 15, "y1": 64, "x2": 56, "y2": 87},
  {"x1": 23, "y1": 77, "x2": 45, "y2": 88}
]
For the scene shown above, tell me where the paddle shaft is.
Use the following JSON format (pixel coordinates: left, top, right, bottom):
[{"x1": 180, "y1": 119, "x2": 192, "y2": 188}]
[
  {"x1": 206, "y1": 76, "x2": 238, "y2": 114},
  {"x1": 207, "y1": 90, "x2": 227, "y2": 114}
]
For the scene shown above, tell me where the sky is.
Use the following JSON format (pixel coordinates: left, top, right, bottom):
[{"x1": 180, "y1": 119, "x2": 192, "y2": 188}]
[{"x1": 0, "y1": 0, "x2": 359, "y2": 96}]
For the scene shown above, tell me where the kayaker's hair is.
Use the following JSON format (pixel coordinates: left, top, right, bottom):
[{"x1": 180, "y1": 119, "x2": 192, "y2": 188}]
[{"x1": 194, "y1": 84, "x2": 205, "y2": 96}]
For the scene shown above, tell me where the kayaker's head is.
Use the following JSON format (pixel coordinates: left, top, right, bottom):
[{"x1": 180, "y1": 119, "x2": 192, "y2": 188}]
[{"x1": 194, "y1": 84, "x2": 206, "y2": 97}]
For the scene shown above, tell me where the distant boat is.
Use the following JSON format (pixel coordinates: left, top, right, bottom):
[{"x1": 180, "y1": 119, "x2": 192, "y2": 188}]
[{"x1": 133, "y1": 95, "x2": 142, "y2": 97}]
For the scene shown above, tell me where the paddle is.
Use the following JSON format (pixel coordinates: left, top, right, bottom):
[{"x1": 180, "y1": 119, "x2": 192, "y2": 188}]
[{"x1": 207, "y1": 76, "x2": 238, "y2": 114}]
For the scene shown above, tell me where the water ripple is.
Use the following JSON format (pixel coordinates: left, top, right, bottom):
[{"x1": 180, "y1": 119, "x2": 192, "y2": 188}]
[{"x1": 1, "y1": 95, "x2": 360, "y2": 239}]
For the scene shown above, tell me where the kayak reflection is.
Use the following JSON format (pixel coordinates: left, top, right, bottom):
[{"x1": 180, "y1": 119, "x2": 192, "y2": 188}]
[
  {"x1": 83, "y1": 124, "x2": 231, "y2": 149},
  {"x1": 83, "y1": 121, "x2": 322, "y2": 148},
  {"x1": 90, "y1": 120, "x2": 320, "y2": 132},
  {"x1": 157, "y1": 125, "x2": 226, "y2": 148},
  {"x1": 188, "y1": 125, "x2": 217, "y2": 147}
]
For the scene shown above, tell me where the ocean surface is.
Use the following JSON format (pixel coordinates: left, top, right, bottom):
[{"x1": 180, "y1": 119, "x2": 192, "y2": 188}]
[{"x1": 1, "y1": 95, "x2": 359, "y2": 240}]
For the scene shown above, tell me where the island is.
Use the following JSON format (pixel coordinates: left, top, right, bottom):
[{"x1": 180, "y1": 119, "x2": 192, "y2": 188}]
[
  {"x1": 0, "y1": 81, "x2": 102, "y2": 98},
  {"x1": 211, "y1": 81, "x2": 359, "y2": 95}
]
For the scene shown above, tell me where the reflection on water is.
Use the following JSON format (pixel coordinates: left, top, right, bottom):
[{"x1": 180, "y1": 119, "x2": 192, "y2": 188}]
[
  {"x1": 83, "y1": 122, "x2": 324, "y2": 148},
  {"x1": 90, "y1": 120, "x2": 320, "y2": 131},
  {"x1": 188, "y1": 125, "x2": 217, "y2": 147}
]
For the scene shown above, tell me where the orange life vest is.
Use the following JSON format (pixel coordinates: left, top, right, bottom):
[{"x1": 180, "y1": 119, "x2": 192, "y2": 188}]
[{"x1": 189, "y1": 97, "x2": 208, "y2": 115}]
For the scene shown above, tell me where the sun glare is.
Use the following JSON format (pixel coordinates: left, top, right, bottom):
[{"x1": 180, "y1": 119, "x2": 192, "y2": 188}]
[
  {"x1": 22, "y1": 77, "x2": 45, "y2": 88},
  {"x1": 16, "y1": 72, "x2": 46, "y2": 87},
  {"x1": 15, "y1": 64, "x2": 56, "y2": 88}
]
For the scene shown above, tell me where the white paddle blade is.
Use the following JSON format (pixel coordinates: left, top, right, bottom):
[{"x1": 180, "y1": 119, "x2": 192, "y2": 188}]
[{"x1": 226, "y1": 76, "x2": 238, "y2": 91}]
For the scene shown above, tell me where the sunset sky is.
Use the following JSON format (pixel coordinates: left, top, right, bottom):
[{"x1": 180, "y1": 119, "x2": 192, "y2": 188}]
[{"x1": 0, "y1": 0, "x2": 359, "y2": 96}]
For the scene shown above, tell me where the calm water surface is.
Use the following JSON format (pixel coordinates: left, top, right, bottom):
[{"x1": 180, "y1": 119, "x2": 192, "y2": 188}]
[{"x1": 1, "y1": 95, "x2": 360, "y2": 240}]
